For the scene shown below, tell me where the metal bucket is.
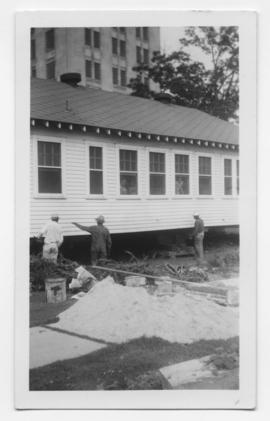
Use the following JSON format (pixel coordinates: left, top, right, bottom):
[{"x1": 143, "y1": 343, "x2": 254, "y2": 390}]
[{"x1": 45, "y1": 278, "x2": 67, "y2": 303}]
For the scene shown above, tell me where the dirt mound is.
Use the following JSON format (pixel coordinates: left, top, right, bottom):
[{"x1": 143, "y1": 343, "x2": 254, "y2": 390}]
[{"x1": 55, "y1": 278, "x2": 238, "y2": 344}]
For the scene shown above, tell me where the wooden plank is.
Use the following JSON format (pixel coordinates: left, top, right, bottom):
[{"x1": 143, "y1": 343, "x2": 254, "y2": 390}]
[{"x1": 91, "y1": 265, "x2": 227, "y2": 294}]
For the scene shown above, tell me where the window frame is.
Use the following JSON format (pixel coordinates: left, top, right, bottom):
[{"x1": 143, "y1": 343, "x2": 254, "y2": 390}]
[
  {"x1": 112, "y1": 37, "x2": 118, "y2": 55},
  {"x1": 33, "y1": 136, "x2": 66, "y2": 199},
  {"x1": 46, "y1": 59, "x2": 56, "y2": 79},
  {"x1": 236, "y1": 159, "x2": 240, "y2": 196},
  {"x1": 31, "y1": 66, "x2": 36, "y2": 78},
  {"x1": 116, "y1": 145, "x2": 141, "y2": 199},
  {"x1": 94, "y1": 62, "x2": 101, "y2": 81},
  {"x1": 31, "y1": 39, "x2": 36, "y2": 60},
  {"x1": 221, "y1": 155, "x2": 239, "y2": 198},
  {"x1": 112, "y1": 67, "x2": 118, "y2": 86},
  {"x1": 143, "y1": 48, "x2": 149, "y2": 64},
  {"x1": 120, "y1": 69, "x2": 126, "y2": 87},
  {"x1": 45, "y1": 29, "x2": 55, "y2": 52},
  {"x1": 147, "y1": 148, "x2": 168, "y2": 198},
  {"x1": 223, "y1": 157, "x2": 233, "y2": 196},
  {"x1": 85, "y1": 59, "x2": 92, "y2": 79},
  {"x1": 173, "y1": 152, "x2": 191, "y2": 198},
  {"x1": 93, "y1": 30, "x2": 100, "y2": 49},
  {"x1": 197, "y1": 153, "x2": 213, "y2": 197},
  {"x1": 119, "y1": 39, "x2": 126, "y2": 58},
  {"x1": 142, "y1": 27, "x2": 149, "y2": 42},
  {"x1": 136, "y1": 27, "x2": 141, "y2": 39},
  {"x1": 84, "y1": 28, "x2": 92, "y2": 47},
  {"x1": 85, "y1": 140, "x2": 107, "y2": 199},
  {"x1": 136, "y1": 46, "x2": 141, "y2": 63}
]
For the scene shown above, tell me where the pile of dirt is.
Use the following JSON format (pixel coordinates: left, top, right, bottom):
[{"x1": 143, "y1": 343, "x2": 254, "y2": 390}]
[{"x1": 55, "y1": 278, "x2": 238, "y2": 344}]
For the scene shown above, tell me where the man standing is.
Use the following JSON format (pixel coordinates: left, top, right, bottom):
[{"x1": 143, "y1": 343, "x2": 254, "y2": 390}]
[
  {"x1": 72, "y1": 215, "x2": 112, "y2": 265},
  {"x1": 39, "y1": 214, "x2": 63, "y2": 263},
  {"x1": 193, "y1": 213, "x2": 205, "y2": 264}
]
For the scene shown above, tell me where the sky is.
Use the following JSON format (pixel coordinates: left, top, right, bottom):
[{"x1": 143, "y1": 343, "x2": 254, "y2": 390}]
[{"x1": 160, "y1": 27, "x2": 213, "y2": 69}]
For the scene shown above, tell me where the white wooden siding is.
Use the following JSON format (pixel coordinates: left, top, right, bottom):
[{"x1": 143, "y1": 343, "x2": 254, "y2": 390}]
[{"x1": 30, "y1": 129, "x2": 239, "y2": 236}]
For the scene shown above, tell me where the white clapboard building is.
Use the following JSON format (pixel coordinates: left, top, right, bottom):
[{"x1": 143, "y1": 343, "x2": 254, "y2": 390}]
[{"x1": 30, "y1": 76, "x2": 239, "y2": 239}]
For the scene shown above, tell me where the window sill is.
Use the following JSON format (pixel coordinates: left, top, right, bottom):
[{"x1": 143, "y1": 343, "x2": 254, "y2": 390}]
[
  {"x1": 196, "y1": 196, "x2": 214, "y2": 199},
  {"x1": 222, "y1": 196, "x2": 238, "y2": 200},
  {"x1": 146, "y1": 196, "x2": 169, "y2": 200},
  {"x1": 85, "y1": 196, "x2": 107, "y2": 200},
  {"x1": 172, "y1": 195, "x2": 193, "y2": 200},
  {"x1": 116, "y1": 196, "x2": 141, "y2": 200},
  {"x1": 33, "y1": 194, "x2": 66, "y2": 199}
]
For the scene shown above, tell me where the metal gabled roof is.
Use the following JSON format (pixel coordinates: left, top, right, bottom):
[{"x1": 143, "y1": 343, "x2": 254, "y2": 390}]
[{"x1": 31, "y1": 78, "x2": 238, "y2": 145}]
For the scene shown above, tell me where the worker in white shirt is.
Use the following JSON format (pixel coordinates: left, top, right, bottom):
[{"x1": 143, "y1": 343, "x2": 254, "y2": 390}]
[{"x1": 38, "y1": 214, "x2": 63, "y2": 263}]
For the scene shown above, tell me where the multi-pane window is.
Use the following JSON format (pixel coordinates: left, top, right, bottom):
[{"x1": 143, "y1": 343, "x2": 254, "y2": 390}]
[
  {"x1": 112, "y1": 67, "x2": 118, "y2": 85},
  {"x1": 236, "y1": 160, "x2": 239, "y2": 195},
  {"x1": 93, "y1": 31, "x2": 100, "y2": 49},
  {"x1": 120, "y1": 27, "x2": 126, "y2": 34},
  {"x1": 120, "y1": 150, "x2": 138, "y2": 195},
  {"x1": 149, "y1": 152, "x2": 166, "y2": 195},
  {"x1": 120, "y1": 40, "x2": 126, "y2": 57},
  {"x1": 37, "y1": 141, "x2": 61, "y2": 194},
  {"x1": 143, "y1": 48, "x2": 149, "y2": 64},
  {"x1": 120, "y1": 69, "x2": 126, "y2": 87},
  {"x1": 94, "y1": 62, "x2": 101, "y2": 81},
  {"x1": 136, "y1": 27, "x2": 141, "y2": 39},
  {"x1": 224, "y1": 159, "x2": 233, "y2": 195},
  {"x1": 31, "y1": 39, "x2": 36, "y2": 60},
  {"x1": 112, "y1": 37, "x2": 118, "y2": 55},
  {"x1": 85, "y1": 28, "x2": 92, "y2": 46},
  {"x1": 89, "y1": 146, "x2": 103, "y2": 194},
  {"x1": 175, "y1": 154, "x2": 189, "y2": 195},
  {"x1": 199, "y1": 156, "x2": 212, "y2": 195},
  {"x1": 143, "y1": 27, "x2": 149, "y2": 41},
  {"x1": 46, "y1": 60, "x2": 55, "y2": 79},
  {"x1": 31, "y1": 66, "x2": 36, "y2": 78},
  {"x1": 85, "y1": 60, "x2": 92, "y2": 78},
  {"x1": 45, "y1": 29, "x2": 55, "y2": 52},
  {"x1": 136, "y1": 46, "x2": 141, "y2": 63}
]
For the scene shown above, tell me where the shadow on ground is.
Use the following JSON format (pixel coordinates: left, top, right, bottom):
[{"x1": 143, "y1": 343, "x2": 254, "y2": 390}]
[
  {"x1": 30, "y1": 292, "x2": 76, "y2": 327},
  {"x1": 30, "y1": 336, "x2": 239, "y2": 391}
]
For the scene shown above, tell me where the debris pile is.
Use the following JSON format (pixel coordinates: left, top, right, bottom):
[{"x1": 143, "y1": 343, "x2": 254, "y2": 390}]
[
  {"x1": 30, "y1": 255, "x2": 78, "y2": 291},
  {"x1": 165, "y1": 264, "x2": 209, "y2": 283},
  {"x1": 89, "y1": 259, "x2": 159, "y2": 285},
  {"x1": 69, "y1": 266, "x2": 96, "y2": 290},
  {"x1": 55, "y1": 277, "x2": 238, "y2": 344}
]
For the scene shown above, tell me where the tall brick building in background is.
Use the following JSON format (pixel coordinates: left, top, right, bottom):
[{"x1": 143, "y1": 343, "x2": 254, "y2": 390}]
[{"x1": 31, "y1": 27, "x2": 160, "y2": 93}]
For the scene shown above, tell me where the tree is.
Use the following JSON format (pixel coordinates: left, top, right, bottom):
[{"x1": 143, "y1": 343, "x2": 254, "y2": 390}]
[{"x1": 128, "y1": 26, "x2": 239, "y2": 122}]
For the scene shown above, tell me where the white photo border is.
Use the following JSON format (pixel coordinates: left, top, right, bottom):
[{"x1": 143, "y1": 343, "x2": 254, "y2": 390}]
[{"x1": 15, "y1": 10, "x2": 257, "y2": 409}]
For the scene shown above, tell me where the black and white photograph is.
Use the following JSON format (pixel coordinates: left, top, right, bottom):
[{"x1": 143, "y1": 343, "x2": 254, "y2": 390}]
[{"x1": 14, "y1": 10, "x2": 256, "y2": 410}]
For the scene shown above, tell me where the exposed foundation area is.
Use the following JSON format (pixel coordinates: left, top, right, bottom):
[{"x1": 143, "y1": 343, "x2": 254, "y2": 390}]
[{"x1": 30, "y1": 226, "x2": 239, "y2": 264}]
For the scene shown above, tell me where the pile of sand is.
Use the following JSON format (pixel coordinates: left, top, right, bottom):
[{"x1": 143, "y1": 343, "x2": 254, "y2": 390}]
[{"x1": 55, "y1": 278, "x2": 238, "y2": 344}]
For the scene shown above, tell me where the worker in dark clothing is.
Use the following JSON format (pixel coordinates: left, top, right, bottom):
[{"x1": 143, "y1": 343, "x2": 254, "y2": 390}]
[
  {"x1": 193, "y1": 213, "x2": 205, "y2": 264},
  {"x1": 72, "y1": 215, "x2": 112, "y2": 265}
]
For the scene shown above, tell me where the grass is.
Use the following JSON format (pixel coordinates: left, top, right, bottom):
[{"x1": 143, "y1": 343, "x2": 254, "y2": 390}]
[
  {"x1": 30, "y1": 292, "x2": 76, "y2": 327},
  {"x1": 29, "y1": 336, "x2": 239, "y2": 391}
]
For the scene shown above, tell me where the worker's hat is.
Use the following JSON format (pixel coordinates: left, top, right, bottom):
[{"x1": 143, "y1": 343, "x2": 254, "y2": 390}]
[
  {"x1": 51, "y1": 213, "x2": 59, "y2": 220},
  {"x1": 193, "y1": 212, "x2": 200, "y2": 217},
  {"x1": 96, "y1": 215, "x2": 105, "y2": 223}
]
